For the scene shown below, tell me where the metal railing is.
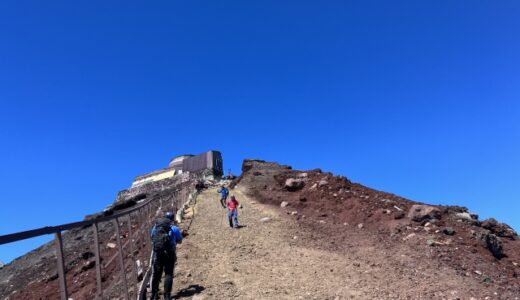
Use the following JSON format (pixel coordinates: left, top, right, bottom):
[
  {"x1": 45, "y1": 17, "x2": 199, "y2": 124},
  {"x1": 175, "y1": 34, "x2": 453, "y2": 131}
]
[{"x1": 0, "y1": 182, "x2": 193, "y2": 300}]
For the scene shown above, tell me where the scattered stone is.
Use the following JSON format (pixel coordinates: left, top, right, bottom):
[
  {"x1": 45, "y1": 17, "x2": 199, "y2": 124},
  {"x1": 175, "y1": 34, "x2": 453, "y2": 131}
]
[
  {"x1": 280, "y1": 201, "x2": 289, "y2": 208},
  {"x1": 290, "y1": 211, "x2": 298, "y2": 216},
  {"x1": 285, "y1": 178, "x2": 305, "y2": 191},
  {"x1": 357, "y1": 223, "x2": 364, "y2": 229},
  {"x1": 443, "y1": 227, "x2": 456, "y2": 236},
  {"x1": 318, "y1": 179, "x2": 328, "y2": 187},
  {"x1": 343, "y1": 222, "x2": 348, "y2": 226},
  {"x1": 408, "y1": 205, "x2": 441, "y2": 222},
  {"x1": 427, "y1": 239, "x2": 441, "y2": 246},
  {"x1": 475, "y1": 270, "x2": 482, "y2": 276},
  {"x1": 299, "y1": 196, "x2": 307, "y2": 202},
  {"x1": 233, "y1": 267, "x2": 238, "y2": 272},
  {"x1": 106, "y1": 243, "x2": 116, "y2": 249},
  {"x1": 310, "y1": 183, "x2": 318, "y2": 190},
  {"x1": 403, "y1": 233, "x2": 416, "y2": 241},
  {"x1": 393, "y1": 205, "x2": 403, "y2": 211},
  {"x1": 80, "y1": 260, "x2": 95, "y2": 272},
  {"x1": 319, "y1": 220, "x2": 326, "y2": 224},
  {"x1": 513, "y1": 262, "x2": 518, "y2": 267},
  {"x1": 394, "y1": 212, "x2": 406, "y2": 220},
  {"x1": 221, "y1": 280, "x2": 234, "y2": 285},
  {"x1": 333, "y1": 193, "x2": 338, "y2": 197},
  {"x1": 455, "y1": 212, "x2": 476, "y2": 221},
  {"x1": 293, "y1": 236, "x2": 298, "y2": 240},
  {"x1": 383, "y1": 209, "x2": 392, "y2": 214},
  {"x1": 298, "y1": 172, "x2": 308, "y2": 178},
  {"x1": 260, "y1": 217, "x2": 272, "y2": 223}
]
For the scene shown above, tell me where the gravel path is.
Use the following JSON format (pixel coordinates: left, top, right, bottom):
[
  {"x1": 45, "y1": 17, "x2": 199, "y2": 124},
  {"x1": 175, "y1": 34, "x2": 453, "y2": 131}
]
[{"x1": 171, "y1": 186, "x2": 364, "y2": 300}]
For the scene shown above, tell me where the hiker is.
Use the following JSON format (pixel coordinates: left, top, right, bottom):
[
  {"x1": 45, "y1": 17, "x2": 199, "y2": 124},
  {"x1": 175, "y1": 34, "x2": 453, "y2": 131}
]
[
  {"x1": 150, "y1": 212, "x2": 184, "y2": 300},
  {"x1": 217, "y1": 185, "x2": 229, "y2": 208},
  {"x1": 226, "y1": 194, "x2": 240, "y2": 228}
]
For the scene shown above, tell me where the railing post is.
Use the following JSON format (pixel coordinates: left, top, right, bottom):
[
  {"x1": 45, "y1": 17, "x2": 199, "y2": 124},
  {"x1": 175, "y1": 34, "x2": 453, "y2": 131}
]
[
  {"x1": 92, "y1": 222, "x2": 103, "y2": 299},
  {"x1": 114, "y1": 218, "x2": 130, "y2": 300},
  {"x1": 126, "y1": 214, "x2": 139, "y2": 290},
  {"x1": 54, "y1": 231, "x2": 68, "y2": 300}
]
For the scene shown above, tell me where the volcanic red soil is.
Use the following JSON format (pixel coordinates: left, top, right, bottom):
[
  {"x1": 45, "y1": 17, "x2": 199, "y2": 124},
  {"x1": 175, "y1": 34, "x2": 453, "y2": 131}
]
[
  {"x1": 221, "y1": 159, "x2": 519, "y2": 299},
  {"x1": 1, "y1": 159, "x2": 519, "y2": 299}
]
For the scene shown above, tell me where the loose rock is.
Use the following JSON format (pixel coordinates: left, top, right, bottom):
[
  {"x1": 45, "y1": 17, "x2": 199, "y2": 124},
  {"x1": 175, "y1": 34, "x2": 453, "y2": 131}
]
[
  {"x1": 280, "y1": 201, "x2": 289, "y2": 208},
  {"x1": 260, "y1": 217, "x2": 272, "y2": 223},
  {"x1": 443, "y1": 227, "x2": 456, "y2": 236},
  {"x1": 285, "y1": 178, "x2": 305, "y2": 191},
  {"x1": 455, "y1": 212, "x2": 476, "y2": 221},
  {"x1": 106, "y1": 243, "x2": 116, "y2": 249},
  {"x1": 407, "y1": 205, "x2": 441, "y2": 222}
]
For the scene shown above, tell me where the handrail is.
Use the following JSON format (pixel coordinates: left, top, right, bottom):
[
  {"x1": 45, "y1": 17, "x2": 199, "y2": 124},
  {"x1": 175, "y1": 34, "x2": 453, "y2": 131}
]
[
  {"x1": 0, "y1": 180, "x2": 194, "y2": 300},
  {"x1": 0, "y1": 194, "x2": 156, "y2": 245}
]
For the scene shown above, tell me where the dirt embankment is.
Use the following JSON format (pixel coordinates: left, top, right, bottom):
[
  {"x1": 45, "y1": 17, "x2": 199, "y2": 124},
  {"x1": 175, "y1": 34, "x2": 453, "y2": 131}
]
[{"x1": 227, "y1": 159, "x2": 520, "y2": 299}]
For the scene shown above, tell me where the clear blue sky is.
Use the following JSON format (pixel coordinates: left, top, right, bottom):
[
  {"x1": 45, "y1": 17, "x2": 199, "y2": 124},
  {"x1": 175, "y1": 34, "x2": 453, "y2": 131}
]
[{"x1": 1, "y1": 1, "x2": 519, "y2": 263}]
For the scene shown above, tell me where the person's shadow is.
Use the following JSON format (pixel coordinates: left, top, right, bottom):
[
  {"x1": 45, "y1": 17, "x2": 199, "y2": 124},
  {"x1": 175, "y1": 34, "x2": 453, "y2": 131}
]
[{"x1": 173, "y1": 284, "x2": 205, "y2": 299}]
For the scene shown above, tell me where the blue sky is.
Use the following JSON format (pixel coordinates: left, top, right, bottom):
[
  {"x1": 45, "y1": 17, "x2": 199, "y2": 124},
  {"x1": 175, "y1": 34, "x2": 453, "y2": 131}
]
[{"x1": 1, "y1": 1, "x2": 519, "y2": 263}]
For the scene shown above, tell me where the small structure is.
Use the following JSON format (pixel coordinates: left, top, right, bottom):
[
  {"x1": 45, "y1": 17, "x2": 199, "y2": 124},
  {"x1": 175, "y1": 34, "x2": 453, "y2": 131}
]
[{"x1": 131, "y1": 150, "x2": 223, "y2": 187}]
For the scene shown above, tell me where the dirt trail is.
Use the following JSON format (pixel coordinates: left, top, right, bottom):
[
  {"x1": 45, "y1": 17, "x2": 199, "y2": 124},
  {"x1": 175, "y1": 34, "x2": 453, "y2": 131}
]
[{"x1": 172, "y1": 186, "x2": 365, "y2": 300}]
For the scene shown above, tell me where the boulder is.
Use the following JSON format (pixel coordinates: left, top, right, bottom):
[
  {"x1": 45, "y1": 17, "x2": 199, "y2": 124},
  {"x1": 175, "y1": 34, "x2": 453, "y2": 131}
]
[
  {"x1": 481, "y1": 218, "x2": 517, "y2": 240},
  {"x1": 475, "y1": 230, "x2": 506, "y2": 259},
  {"x1": 284, "y1": 178, "x2": 305, "y2": 191},
  {"x1": 407, "y1": 204, "x2": 441, "y2": 222},
  {"x1": 484, "y1": 233, "x2": 505, "y2": 259}
]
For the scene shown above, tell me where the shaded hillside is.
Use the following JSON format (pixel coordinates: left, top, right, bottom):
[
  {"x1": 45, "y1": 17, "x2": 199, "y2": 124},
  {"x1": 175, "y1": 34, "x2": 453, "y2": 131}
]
[{"x1": 0, "y1": 173, "x2": 201, "y2": 300}]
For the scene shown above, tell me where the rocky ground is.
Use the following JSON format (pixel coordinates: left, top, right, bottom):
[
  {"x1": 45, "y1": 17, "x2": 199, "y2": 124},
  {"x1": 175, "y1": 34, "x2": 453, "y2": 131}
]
[
  {"x1": 2, "y1": 159, "x2": 519, "y2": 299},
  {"x1": 213, "y1": 159, "x2": 519, "y2": 299}
]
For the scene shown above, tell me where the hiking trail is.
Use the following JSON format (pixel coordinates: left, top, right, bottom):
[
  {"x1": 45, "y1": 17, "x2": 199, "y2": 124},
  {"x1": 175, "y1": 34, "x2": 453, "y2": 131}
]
[{"x1": 173, "y1": 186, "x2": 363, "y2": 300}]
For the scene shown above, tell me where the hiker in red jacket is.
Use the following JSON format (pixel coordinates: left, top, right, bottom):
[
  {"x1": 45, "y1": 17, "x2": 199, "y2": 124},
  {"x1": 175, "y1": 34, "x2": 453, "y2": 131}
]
[{"x1": 226, "y1": 194, "x2": 240, "y2": 228}]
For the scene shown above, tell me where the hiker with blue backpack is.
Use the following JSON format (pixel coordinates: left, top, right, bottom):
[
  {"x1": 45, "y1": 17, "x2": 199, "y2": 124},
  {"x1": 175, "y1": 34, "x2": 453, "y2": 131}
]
[
  {"x1": 150, "y1": 212, "x2": 185, "y2": 300},
  {"x1": 217, "y1": 185, "x2": 229, "y2": 208}
]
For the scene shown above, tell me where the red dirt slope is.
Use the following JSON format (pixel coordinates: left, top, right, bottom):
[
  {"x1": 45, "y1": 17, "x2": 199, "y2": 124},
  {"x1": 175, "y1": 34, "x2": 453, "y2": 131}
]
[{"x1": 233, "y1": 159, "x2": 520, "y2": 299}]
